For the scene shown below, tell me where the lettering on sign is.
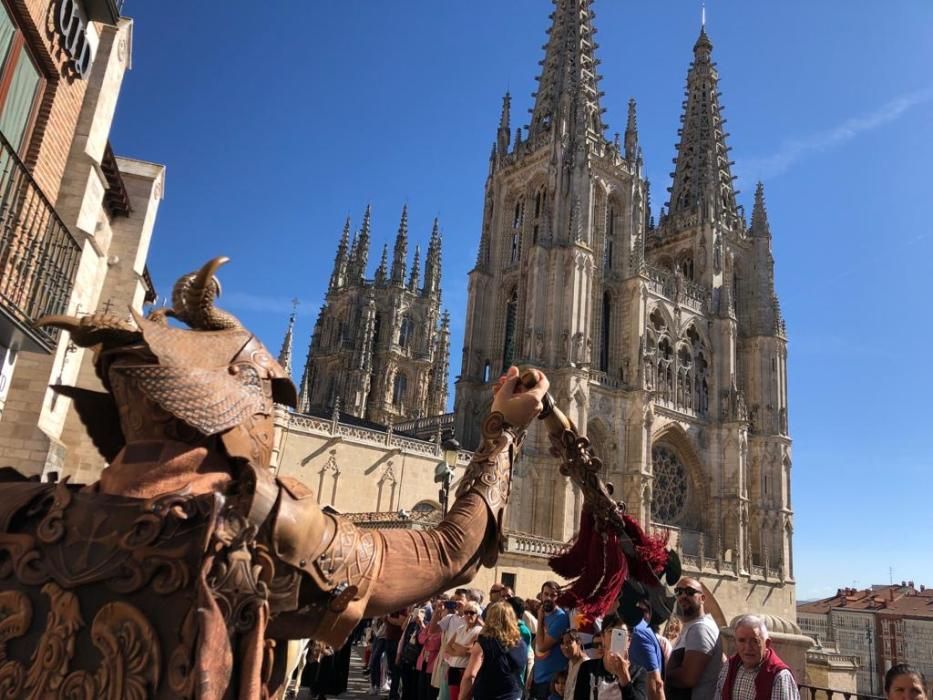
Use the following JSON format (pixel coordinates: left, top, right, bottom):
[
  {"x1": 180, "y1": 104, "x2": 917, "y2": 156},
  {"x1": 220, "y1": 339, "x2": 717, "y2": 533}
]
[{"x1": 56, "y1": 0, "x2": 92, "y2": 78}]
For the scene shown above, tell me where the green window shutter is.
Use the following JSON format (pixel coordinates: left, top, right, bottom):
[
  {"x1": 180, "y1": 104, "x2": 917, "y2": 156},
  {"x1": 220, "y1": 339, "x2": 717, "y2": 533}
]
[{"x1": 0, "y1": 46, "x2": 39, "y2": 152}]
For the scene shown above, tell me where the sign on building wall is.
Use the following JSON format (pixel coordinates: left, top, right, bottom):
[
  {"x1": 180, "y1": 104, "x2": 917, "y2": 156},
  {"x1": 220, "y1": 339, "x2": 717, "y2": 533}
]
[{"x1": 56, "y1": 0, "x2": 95, "y2": 78}]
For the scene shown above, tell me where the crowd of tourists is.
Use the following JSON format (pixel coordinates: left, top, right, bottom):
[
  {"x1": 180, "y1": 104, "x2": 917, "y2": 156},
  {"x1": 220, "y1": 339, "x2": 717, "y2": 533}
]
[{"x1": 289, "y1": 577, "x2": 930, "y2": 700}]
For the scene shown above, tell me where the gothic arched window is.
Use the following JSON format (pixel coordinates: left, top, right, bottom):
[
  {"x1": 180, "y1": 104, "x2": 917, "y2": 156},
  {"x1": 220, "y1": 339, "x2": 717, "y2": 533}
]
[
  {"x1": 501, "y1": 288, "x2": 518, "y2": 370},
  {"x1": 600, "y1": 292, "x2": 610, "y2": 372},
  {"x1": 398, "y1": 315, "x2": 414, "y2": 348},
  {"x1": 392, "y1": 373, "x2": 407, "y2": 406},
  {"x1": 532, "y1": 187, "x2": 546, "y2": 244},
  {"x1": 511, "y1": 198, "x2": 524, "y2": 263},
  {"x1": 651, "y1": 444, "x2": 688, "y2": 524}
]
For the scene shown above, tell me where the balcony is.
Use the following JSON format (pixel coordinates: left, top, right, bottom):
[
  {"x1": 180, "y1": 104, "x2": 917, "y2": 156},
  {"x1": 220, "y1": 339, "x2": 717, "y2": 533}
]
[{"x1": 0, "y1": 133, "x2": 81, "y2": 353}]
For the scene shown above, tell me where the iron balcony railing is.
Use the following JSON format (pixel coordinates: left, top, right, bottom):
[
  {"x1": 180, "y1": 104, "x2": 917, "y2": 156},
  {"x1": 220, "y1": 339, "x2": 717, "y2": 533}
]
[
  {"x1": 799, "y1": 684, "x2": 883, "y2": 700},
  {"x1": 0, "y1": 131, "x2": 81, "y2": 352}
]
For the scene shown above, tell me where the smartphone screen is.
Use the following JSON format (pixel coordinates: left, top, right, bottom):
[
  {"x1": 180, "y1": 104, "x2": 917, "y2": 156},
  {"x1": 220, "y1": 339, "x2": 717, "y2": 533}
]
[{"x1": 609, "y1": 627, "x2": 628, "y2": 655}]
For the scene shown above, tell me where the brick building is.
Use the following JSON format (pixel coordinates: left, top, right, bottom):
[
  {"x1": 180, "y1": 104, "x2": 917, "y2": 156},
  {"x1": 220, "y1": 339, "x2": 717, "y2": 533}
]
[
  {"x1": 798, "y1": 582, "x2": 933, "y2": 696},
  {"x1": 0, "y1": 0, "x2": 164, "y2": 481}
]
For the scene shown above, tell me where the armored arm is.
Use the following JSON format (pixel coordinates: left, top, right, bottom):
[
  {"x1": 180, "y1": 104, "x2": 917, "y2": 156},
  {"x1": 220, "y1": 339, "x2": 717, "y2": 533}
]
[{"x1": 267, "y1": 367, "x2": 547, "y2": 646}]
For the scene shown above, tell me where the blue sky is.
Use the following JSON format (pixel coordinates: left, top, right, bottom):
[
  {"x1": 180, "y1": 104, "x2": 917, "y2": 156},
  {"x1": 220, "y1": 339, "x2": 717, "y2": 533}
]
[{"x1": 110, "y1": 2, "x2": 933, "y2": 601}]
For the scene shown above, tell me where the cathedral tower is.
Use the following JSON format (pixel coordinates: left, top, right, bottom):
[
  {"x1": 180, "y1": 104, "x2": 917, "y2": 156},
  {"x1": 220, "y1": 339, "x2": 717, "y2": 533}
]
[
  {"x1": 455, "y1": 3, "x2": 794, "y2": 617},
  {"x1": 455, "y1": 0, "x2": 647, "y2": 540},
  {"x1": 299, "y1": 205, "x2": 450, "y2": 425}
]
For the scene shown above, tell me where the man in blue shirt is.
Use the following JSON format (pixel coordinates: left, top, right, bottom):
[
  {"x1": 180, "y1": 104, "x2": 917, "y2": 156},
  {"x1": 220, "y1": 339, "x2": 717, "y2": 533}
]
[
  {"x1": 621, "y1": 581, "x2": 666, "y2": 700},
  {"x1": 532, "y1": 580, "x2": 571, "y2": 699}
]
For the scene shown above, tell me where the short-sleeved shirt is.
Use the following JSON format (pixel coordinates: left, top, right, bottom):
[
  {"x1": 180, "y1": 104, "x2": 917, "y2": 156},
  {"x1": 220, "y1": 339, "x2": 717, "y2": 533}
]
[
  {"x1": 448, "y1": 622, "x2": 482, "y2": 668},
  {"x1": 629, "y1": 619, "x2": 663, "y2": 674},
  {"x1": 532, "y1": 606, "x2": 571, "y2": 683},
  {"x1": 668, "y1": 614, "x2": 723, "y2": 700}
]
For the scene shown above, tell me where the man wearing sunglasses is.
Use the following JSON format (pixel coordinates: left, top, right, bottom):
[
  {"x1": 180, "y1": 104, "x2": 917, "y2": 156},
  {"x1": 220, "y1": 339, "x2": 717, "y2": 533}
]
[{"x1": 665, "y1": 578, "x2": 723, "y2": 700}]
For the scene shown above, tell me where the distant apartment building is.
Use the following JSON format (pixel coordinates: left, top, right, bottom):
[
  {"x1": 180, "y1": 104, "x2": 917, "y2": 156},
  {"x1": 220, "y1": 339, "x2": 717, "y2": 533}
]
[
  {"x1": 798, "y1": 582, "x2": 933, "y2": 696},
  {"x1": 0, "y1": 0, "x2": 164, "y2": 481}
]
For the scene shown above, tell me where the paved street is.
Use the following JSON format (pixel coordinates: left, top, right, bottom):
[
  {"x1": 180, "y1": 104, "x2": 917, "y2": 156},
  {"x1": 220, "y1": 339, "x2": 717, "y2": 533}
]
[{"x1": 292, "y1": 645, "x2": 379, "y2": 700}]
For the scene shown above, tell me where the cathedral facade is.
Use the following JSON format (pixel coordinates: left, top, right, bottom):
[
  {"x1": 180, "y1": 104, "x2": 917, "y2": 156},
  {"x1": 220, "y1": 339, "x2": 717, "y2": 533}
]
[
  {"x1": 454, "y1": 3, "x2": 795, "y2": 618},
  {"x1": 286, "y1": 1, "x2": 796, "y2": 623}
]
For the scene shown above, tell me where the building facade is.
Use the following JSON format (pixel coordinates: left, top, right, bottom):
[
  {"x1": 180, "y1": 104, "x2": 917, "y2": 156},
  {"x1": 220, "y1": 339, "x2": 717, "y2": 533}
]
[
  {"x1": 453, "y1": 2, "x2": 794, "y2": 622},
  {"x1": 278, "y1": 1, "x2": 796, "y2": 625},
  {"x1": 298, "y1": 204, "x2": 450, "y2": 427},
  {"x1": 799, "y1": 583, "x2": 933, "y2": 696},
  {"x1": 0, "y1": 0, "x2": 164, "y2": 481}
]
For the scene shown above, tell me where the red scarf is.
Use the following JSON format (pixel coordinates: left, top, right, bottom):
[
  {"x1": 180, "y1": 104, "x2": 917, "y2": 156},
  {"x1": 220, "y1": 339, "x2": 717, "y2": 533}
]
[{"x1": 721, "y1": 646, "x2": 792, "y2": 700}]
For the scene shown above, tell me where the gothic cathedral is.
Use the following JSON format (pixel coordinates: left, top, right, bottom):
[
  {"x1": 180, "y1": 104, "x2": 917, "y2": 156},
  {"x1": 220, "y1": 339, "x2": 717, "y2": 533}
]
[
  {"x1": 454, "y1": 0, "x2": 793, "y2": 607},
  {"x1": 299, "y1": 204, "x2": 451, "y2": 426}
]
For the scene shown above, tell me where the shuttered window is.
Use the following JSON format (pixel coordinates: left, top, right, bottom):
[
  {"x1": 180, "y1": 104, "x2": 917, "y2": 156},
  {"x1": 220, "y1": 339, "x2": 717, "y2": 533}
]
[{"x1": 0, "y1": 2, "x2": 44, "y2": 154}]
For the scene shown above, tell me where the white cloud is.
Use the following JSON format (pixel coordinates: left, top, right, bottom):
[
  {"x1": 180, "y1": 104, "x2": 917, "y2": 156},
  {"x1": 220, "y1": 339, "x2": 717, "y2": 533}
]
[{"x1": 741, "y1": 84, "x2": 933, "y2": 180}]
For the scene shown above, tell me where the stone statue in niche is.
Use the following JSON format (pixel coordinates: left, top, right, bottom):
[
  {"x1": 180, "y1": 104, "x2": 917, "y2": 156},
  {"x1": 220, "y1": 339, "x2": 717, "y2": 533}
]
[{"x1": 713, "y1": 232, "x2": 723, "y2": 274}]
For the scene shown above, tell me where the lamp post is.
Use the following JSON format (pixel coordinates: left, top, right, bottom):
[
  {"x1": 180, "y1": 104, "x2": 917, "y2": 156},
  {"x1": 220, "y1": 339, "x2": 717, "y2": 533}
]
[
  {"x1": 866, "y1": 624, "x2": 876, "y2": 696},
  {"x1": 434, "y1": 437, "x2": 460, "y2": 516}
]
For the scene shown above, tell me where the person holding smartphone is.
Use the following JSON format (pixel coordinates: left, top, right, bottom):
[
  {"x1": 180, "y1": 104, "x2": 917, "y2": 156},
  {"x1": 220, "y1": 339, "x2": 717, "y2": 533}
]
[{"x1": 573, "y1": 614, "x2": 647, "y2": 700}]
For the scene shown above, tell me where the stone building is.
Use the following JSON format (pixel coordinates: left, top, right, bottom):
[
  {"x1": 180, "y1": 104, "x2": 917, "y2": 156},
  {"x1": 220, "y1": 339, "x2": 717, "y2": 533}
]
[
  {"x1": 453, "y1": 2, "x2": 794, "y2": 622},
  {"x1": 799, "y1": 583, "x2": 933, "y2": 696},
  {"x1": 0, "y1": 0, "x2": 164, "y2": 481},
  {"x1": 297, "y1": 204, "x2": 450, "y2": 427},
  {"x1": 282, "y1": 2, "x2": 796, "y2": 625}
]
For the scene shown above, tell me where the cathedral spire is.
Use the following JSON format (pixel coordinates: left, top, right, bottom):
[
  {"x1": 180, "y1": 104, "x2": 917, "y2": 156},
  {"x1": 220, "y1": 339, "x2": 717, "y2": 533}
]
[
  {"x1": 329, "y1": 217, "x2": 351, "y2": 290},
  {"x1": 528, "y1": 0, "x2": 605, "y2": 144},
  {"x1": 665, "y1": 26, "x2": 738, "y2": 231},
  {"x1": 497, "y1": 92, "x2": 511, "y2": 156},
  {"x1": 428, "y1": 309, "x2": 451, "y2": 415},
  {"x1": 391, "y1": 204, "x2": 409, "y2": 285},
  {"x1": 423, "y1": 218, "x2": 442, "y2": 299},
  {"x1": 374, "y1": 243, "x2": 389, "y2": 286},
  {"x1": 624, "y1": 97, "x2": 638, "y2": 161},
  {"x1": 277, "y1": 306, "x2": 296, "y2": 378},
  {"x1": 354, "y1": 204, "x2": 372, "y2": 281},
  {"x1": 750, "y1": 182, "x2": 771, "y2": 237},
  {"x1": 408, "y1": 244, "x2": 421, "y2": 292}
]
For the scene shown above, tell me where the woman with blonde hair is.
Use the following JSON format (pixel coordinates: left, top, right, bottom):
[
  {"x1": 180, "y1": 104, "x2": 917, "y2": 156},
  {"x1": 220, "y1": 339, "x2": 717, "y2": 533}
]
[{"x1": 459, "y1": 602, "x2": 527, "y2": 700}]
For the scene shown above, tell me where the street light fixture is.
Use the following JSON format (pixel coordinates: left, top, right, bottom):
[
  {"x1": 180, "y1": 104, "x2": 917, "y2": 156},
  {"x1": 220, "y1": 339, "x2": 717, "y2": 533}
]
[{"x1": 434, "y1": 437, "x2": 460, "y2": 516}]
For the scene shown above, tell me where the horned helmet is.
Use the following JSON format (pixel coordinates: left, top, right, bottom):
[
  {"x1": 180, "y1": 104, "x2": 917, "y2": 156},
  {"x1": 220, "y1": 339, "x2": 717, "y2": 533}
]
[{"x1": 41, "y1": 257, "x2": 297, "y2": 470}]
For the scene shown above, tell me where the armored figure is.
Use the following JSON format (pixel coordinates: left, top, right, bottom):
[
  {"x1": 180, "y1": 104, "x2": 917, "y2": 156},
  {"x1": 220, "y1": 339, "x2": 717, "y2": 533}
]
[{"x1": 0, "y1": 258, "x2": 548, "y2": 699}]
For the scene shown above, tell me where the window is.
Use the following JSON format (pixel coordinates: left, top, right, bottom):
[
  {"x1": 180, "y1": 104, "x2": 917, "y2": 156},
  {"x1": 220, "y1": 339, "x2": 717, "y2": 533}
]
[
  {"x1": 392, "y1": 373, "x2": 407, "y2": 406},
  {"x1": 651, "y1": 445, "x2": 688, "y2": 524},
  {"x1": 600, "y1": 292, "x2": 610, "y2": 372},
  {"x1": 501, "y1": 288, "x2": 518, "y2": 370},
  {"x1": 0, "y1": 3, "x2": 44, "y2": 155},
  {"x1": 398, "y1": 315, "x2": 414, "y2": 348}
]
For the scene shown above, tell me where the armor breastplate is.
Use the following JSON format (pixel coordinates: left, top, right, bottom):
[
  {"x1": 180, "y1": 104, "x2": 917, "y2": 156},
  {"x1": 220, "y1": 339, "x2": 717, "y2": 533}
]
[{"x1": 0, "y1": 480, "x2": 272, "y2": 699}]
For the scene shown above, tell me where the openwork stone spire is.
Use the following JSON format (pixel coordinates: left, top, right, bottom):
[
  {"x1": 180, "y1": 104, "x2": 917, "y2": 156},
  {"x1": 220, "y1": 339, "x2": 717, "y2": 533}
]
[
  {"x1": 329, "y1": 217, "x2": 351, "y2": 290},
  {"x1": 750, "y1": 181, "x2": 771, "y2": 237},
  {"x1": 408, "y1": 244, "x2": 421, "y2": 292},
  {"x1": 666, "y1": 27, "x2": 738, "y2": 231},
  {"x1": 497, "y1": 92, "x2": 511, "y2": 156},
  {"x1": 391, "y1": 204, "x2": 409, "y2": 285},
  {"x1": 528, "y1": 0, "x2": 605, "y2": 144},
  {"x1": 424, "y1": 218, "x2": 442, "y2": 299},
  {"x1": 277, "y1": 308, "x2": 296, "y2": 378},
  {"x1": 374, "y1": 243, "x2": 389, "y2": 286}
]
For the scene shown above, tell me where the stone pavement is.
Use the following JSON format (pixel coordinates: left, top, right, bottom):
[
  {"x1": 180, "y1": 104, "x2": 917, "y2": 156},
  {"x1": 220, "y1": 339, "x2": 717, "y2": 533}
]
[{"x1": 292, "y1": 644, "x2": 380, "y2": 699}]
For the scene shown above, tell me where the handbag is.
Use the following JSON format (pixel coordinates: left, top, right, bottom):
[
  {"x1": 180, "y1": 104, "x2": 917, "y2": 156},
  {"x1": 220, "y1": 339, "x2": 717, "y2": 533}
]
[{"x1": 400, "y1": 624, "x2": 423, "y2": 666}]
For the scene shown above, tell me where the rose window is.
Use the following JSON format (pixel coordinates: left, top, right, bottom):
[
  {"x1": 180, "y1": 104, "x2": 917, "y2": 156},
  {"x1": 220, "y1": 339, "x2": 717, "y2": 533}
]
[{"x1": 651, "y1": 445, "x2": 687, "y2": 523}]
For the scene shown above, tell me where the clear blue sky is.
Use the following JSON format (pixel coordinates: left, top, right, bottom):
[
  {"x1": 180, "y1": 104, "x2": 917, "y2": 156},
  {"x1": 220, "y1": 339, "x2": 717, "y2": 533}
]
[{"x1": 110, "y1": 2, "x2": 933, "y2": 601}]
